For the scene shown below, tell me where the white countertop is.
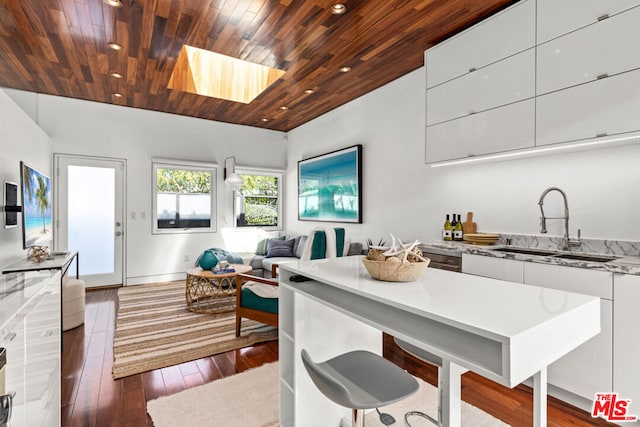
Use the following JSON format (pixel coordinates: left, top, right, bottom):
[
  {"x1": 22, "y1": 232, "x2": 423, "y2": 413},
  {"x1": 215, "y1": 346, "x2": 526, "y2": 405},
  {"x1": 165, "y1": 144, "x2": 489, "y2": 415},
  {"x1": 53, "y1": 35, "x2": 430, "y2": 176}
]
[{"x1": 283, "y1": 256, "x2": 599, "y2": 343}]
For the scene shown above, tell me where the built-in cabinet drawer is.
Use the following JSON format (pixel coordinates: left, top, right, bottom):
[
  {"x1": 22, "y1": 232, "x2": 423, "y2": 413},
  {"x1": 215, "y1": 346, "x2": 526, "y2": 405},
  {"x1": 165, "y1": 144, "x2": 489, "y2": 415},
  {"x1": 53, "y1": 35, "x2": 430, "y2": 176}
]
[
  {"x1": 536, "y1": 68, "x2": 640, "y2": 146},
  {"x1": 425, "y1": 0, "x2": 534, "y2": 88},
  {"x1": 537, "y1": 5, "x2": 640, "y2": 95},
  {"x1": 537, "y1": 0, "x2": 640, "y2": 43},
  {"x1": 461, "y1": 254, "x2": 524, "y2": 283},
  {"x1": 427, "y1": 49, "x2": 535, "y2": 126},
  {"x1": 523, "y1": 262, "x2": 612, "y2": 299},
  {"x1": 0, "y1": 277, "x2": 60, "y2": 427},
  {"x1": 426, "y1": 99, "x2": 534, "y2": 163},
  {"x1": 523, "y1": 263, "x2": 613, "y2": 400},
  {"x1": 613, "y1": 274, "x2": 640, "y2": 411}
]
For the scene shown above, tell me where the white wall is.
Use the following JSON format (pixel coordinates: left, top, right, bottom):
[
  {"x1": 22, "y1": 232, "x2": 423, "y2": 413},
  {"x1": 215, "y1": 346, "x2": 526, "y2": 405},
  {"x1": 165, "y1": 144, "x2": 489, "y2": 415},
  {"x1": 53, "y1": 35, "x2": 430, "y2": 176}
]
[
  {"x1": 32, "y1": 94, "x2": 285, "y2": 284},
  {"x1": 286, "y1": 67, "x2": 640, "y2": 245},
  {"x1": 0, "y1": 89, "x2": 52, "y2": 267}
]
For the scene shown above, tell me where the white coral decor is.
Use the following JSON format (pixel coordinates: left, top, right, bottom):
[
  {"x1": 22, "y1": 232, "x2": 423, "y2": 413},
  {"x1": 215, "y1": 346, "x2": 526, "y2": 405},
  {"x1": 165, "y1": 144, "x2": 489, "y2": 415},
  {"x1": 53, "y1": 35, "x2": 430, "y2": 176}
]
[{"x1": 381, "y1": 234, "x2": 429, "y2": 263}]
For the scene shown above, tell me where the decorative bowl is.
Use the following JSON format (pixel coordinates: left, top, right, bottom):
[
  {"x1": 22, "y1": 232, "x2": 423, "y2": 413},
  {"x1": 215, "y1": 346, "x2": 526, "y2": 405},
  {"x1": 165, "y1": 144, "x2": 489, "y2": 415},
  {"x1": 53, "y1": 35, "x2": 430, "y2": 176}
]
[{"x1": 361, "y1": 257, "x2": 430, "y2": 282}]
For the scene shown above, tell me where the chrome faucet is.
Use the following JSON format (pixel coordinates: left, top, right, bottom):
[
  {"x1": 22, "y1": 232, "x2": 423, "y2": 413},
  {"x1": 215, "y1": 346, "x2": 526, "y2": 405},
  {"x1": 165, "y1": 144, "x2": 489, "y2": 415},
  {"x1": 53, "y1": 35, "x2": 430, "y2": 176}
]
[{"x1": 538, "y1": 187, "x2": 581, "y2": 250}]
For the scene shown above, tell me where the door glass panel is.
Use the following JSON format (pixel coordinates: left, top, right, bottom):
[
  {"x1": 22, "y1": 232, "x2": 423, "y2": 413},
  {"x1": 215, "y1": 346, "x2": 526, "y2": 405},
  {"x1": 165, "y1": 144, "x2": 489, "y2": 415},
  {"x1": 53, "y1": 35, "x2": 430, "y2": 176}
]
[{"x1": 67, "y1": 165, "x2": 115, "y2": 275}]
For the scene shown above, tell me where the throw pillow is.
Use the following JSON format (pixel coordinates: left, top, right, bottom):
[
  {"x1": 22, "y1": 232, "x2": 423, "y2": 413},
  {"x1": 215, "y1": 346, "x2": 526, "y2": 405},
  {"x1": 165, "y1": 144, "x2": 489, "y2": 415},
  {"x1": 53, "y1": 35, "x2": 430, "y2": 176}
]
[
  {"x1": 255, "y1": 236, "x2": 284, "y2": 256},
  {"x1": 266, "y1": 238, "x2": 295, "y2": 258},
  {"x1": 255, "y1": 238, "x2": 270, "y2": 256},
  {"x1": 295, "y1": 235, "x2": 308, "y2": 258}
]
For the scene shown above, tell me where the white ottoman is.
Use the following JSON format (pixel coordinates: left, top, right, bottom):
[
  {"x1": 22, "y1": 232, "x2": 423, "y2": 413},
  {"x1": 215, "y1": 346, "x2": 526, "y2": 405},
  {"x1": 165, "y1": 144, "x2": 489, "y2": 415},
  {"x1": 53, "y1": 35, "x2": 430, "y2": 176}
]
[{"x1": 62, "y1": 278, "x2": 85, "y2": 331}]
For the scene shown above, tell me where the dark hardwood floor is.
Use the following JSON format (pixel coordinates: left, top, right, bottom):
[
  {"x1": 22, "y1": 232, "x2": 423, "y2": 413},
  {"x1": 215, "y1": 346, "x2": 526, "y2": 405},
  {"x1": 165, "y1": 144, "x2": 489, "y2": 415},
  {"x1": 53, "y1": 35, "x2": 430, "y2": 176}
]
[{"x1": 63, "y1": 288, "x2": 611, "y2": 427}]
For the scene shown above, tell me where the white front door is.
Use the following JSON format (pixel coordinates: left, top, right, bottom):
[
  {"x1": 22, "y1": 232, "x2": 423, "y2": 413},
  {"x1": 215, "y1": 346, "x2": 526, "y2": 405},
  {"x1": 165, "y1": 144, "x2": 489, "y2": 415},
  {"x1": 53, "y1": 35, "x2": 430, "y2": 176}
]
[{"x1": 55, "y1": 155, "x2": 125, "y2": 287}]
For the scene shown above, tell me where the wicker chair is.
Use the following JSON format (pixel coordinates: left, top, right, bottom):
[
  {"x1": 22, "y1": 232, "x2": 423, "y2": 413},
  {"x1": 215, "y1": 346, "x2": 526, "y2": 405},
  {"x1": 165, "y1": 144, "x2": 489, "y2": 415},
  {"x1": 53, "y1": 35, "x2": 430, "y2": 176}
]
[{"x1": 235, "y1": 273, "x2": 279, "y2": 337}]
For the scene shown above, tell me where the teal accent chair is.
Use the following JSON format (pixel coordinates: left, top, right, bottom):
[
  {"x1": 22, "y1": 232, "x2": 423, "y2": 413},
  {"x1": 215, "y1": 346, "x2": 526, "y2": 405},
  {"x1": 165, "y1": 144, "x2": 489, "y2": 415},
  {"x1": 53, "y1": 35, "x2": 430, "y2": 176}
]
[{"x1": 235, "y1": 273, "x2": 278, "y2": 337}]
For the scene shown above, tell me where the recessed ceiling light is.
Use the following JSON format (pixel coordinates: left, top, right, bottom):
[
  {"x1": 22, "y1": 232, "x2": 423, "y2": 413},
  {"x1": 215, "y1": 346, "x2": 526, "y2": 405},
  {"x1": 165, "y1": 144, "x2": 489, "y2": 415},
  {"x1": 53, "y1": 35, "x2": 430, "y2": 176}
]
[
  {"x1": 279, "y1": 106, "x2": 288, "y2": 110},
  {"x1": 108, "y1": 42, "x2": 122, "y2": 51},
  {"x1": 331, "y1": 3, "x2": 347, "y2": 15},
  {"x1": 339, "y1": 66, "x2": 351, "y2": 73},
  {"x1": 104, "y1": 0, "x2": 123, "y2": 7},
  {"x1": 261, "y1": 118, "x2": 269, "y2": 122},
  {"x1": 113, "y1": 92, "x2": 123, "y2": 98},
  {"x1": 109, "y1": 72, "x2": 123, "y2": 79},
  {"x1": 304, "y1": 89, "x2": 316, "y2": 94}
]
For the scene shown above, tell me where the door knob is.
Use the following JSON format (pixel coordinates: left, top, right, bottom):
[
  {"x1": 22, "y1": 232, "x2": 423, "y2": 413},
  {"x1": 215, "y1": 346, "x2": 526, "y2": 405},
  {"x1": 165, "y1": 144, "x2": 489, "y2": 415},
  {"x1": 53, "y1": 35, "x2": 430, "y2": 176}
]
[
  {"x1": 115, "y1": 222, "x2": 122, "y2": 227},
  {"x1": 115, "y1": 231, "x2": 122, "y2": 236}
]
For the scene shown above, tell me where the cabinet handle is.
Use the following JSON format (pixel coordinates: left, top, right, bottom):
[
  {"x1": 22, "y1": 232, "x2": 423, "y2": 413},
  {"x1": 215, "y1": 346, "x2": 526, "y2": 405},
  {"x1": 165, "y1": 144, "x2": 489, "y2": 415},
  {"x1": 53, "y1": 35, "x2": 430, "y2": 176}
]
[
  {"x1": 3, "y1": 332, "x2": 16, "y2": 342},
  {"x1": 596, "y1": 133, "x2": 608, "y2": 138},
  {"x1": 468, "y1": 67, "x2": 476, "y2": 73},
  {"x1": 596, "y1": 73, "x2": 609, "y2": 80},
  {"x1": 597, "y1": 13, "x2": 609, "y2": 21}
]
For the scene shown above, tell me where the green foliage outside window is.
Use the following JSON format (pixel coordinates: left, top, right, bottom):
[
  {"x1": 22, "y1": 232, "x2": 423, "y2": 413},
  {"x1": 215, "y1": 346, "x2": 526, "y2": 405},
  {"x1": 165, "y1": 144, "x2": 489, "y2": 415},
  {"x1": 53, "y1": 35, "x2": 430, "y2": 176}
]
[
  {"x1": 238, "y1": 175, "x2": 277, "y2": 196},
  {"x1": 236, "y1": 174, "x2": 279, "y2": 227},
  {"x1": 157, "y1": 168, "x2": 211, "y2": 193}
]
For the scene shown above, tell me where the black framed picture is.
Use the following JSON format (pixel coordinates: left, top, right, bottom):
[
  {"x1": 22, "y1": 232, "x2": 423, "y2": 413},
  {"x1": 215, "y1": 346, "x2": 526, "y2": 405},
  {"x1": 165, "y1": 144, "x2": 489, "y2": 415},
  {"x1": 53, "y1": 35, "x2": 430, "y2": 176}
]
[{"x1": 298, "y1": 144, "x2": 362, "y2": 223}]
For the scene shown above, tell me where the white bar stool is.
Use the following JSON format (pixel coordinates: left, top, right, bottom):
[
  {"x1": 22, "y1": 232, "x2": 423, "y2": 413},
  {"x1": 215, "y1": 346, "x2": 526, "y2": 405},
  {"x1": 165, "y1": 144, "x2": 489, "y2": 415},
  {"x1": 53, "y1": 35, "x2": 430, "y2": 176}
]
[{"x1": 301, "y1": 349, "x2": 419, "y2": 427}]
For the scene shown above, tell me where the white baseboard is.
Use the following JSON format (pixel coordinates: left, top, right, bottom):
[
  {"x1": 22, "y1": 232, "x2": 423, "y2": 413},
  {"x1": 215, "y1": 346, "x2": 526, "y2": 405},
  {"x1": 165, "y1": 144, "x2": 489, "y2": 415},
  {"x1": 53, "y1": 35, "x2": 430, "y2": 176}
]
[{"x1": 125, "y1": 272, "x2": 185, "y2": 286}]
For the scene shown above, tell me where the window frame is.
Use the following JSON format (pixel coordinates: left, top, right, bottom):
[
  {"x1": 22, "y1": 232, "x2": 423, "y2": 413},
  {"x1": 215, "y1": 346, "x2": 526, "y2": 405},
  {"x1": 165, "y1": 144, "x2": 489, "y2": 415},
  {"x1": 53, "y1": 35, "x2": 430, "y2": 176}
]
[
  {"x1": 151, "y1": 159, "x2": 217, "y2": 235},
  {"x1": 233, "y1": 166, "x2": 284, "y2": 231}
]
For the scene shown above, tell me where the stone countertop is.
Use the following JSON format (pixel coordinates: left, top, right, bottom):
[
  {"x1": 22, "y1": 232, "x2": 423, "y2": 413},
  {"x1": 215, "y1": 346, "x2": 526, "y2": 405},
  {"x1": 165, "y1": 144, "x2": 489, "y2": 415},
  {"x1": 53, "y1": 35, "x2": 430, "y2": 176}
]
[{"x1": 420, "y1": 238, "x2": 640, "y2": 276}]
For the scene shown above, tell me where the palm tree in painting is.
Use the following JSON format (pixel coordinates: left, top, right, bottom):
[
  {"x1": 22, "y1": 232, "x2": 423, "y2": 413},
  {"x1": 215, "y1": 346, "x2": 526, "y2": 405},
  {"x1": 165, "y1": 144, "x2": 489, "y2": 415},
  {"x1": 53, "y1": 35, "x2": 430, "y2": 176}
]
[
  {"x1": 22, "y1": 163, "x2": 34, "y2": 202},
  {"x1": 35, "y1": 176, "x2": 49, "y2": 232}
]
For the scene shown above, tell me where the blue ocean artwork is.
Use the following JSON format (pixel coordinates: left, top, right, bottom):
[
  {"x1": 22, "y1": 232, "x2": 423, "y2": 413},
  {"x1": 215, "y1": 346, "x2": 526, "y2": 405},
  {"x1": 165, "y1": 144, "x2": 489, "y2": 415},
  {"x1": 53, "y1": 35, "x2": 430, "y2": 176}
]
[
  {"x1": 22, "y1": 163, "x2": 53, "y2": 248},
  {"x1": 298, "y1": 145, "x2": 361, "y2": 223}
]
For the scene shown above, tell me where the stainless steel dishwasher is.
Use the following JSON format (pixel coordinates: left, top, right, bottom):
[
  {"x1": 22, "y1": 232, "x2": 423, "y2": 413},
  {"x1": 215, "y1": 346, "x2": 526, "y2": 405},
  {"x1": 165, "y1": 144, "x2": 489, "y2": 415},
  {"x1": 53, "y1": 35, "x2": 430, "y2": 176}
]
[{"x1": 422, "y1": 250, "x2": 462, "y2": 273}]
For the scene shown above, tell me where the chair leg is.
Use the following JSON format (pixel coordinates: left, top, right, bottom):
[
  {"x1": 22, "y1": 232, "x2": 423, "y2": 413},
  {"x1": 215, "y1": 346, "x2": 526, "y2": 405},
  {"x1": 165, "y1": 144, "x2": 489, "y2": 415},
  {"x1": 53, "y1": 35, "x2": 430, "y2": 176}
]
[
  {"x1": 352, "y1": 408, "x2": 364, "y2": 427},
  {"x1": 235, "y1": 316, "x2": 241, "y2": 337}
]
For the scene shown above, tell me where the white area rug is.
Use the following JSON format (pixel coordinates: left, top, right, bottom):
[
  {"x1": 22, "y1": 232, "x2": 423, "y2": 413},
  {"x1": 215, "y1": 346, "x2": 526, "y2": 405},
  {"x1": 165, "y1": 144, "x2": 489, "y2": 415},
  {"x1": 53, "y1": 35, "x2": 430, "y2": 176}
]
[
  {"x1": 147, "y1": 362, "x2": 280, "y2": 427},
  {"x1": 147, "y1": 361, "x2": 510, "y2": 427}
]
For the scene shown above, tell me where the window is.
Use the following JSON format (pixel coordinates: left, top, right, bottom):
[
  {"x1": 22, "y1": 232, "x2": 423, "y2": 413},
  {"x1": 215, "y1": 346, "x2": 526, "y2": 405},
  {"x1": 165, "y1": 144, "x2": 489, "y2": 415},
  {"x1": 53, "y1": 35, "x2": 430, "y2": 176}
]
[
  {"x1": 152, "y1": 160, "x2": 217, "y2": 234},
  {"x1": 233, "y1": 167, "x2": 283, "y2": 230}
]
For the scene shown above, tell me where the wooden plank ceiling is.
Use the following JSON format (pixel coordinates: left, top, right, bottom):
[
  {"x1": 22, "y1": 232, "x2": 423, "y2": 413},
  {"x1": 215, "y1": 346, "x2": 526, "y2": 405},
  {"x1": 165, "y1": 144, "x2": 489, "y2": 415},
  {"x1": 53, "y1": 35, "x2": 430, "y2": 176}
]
[{"x1": 0, "y1": 0, "x2": 516, "y2": 132}]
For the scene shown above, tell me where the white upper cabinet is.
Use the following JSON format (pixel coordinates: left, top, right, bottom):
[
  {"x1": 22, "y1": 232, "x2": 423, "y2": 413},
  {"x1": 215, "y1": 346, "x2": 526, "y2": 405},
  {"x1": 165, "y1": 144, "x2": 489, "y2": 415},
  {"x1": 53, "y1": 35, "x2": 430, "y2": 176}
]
[
  {"x1": 536, "y1": 68, "x2": 640, "y2": 146},
  {"x1": 427, "y1": 49, "x2": 535, "y2": 126},
  {"x1": 426, "y1": 99, "x2": 534, "y2": 163},
  {"x1": 425, "y1": 0, "x2": 534, "y2": 89},
  {"x1": 537, "y1": 6, "x2": 640, "y2": 95},
  {"x1": 537, "y1": 0, "x2": 640, "y2": 43}
]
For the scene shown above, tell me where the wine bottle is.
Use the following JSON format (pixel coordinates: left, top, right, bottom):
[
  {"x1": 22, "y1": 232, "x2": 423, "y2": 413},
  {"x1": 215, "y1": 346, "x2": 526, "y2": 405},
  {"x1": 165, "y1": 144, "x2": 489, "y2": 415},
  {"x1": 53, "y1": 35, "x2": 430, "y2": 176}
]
[
  {"x1": 442, "y1": 214, "x2": 452, "y2": 241},
  {"x1": 454, "y1": 214, "x2": 463, "y2": 241}
]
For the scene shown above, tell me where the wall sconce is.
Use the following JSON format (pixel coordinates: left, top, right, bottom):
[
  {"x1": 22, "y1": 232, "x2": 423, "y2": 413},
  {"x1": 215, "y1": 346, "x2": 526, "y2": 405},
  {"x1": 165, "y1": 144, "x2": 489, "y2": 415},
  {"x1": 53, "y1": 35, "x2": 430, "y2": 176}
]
[{"x1": 224, "y1": 156, "x2": 243, "y2": 190}]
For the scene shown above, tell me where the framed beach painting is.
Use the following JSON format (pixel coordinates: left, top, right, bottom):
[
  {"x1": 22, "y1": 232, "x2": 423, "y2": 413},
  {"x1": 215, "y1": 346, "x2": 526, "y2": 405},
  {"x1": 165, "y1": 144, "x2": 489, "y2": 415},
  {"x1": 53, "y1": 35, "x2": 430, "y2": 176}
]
[
  {"x1": 298, "y1": 144, "x2": 362, "y2": 223},
  {"x1": 21, "y1": 162, "x2": 53, "y2": 249}
]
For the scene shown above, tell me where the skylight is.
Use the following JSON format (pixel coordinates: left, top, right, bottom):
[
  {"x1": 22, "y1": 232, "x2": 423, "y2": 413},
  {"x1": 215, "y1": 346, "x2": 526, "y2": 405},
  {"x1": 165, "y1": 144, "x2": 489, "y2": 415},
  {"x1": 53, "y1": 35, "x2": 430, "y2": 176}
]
[{"x1": 168, "y1": 45, "x2": 286, "y2": 104}]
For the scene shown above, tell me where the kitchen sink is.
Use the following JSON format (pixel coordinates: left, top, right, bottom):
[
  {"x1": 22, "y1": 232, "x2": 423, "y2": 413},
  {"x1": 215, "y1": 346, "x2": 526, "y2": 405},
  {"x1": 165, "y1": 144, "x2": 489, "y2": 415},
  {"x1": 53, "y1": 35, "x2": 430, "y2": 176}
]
[
  {"x1": 554, "y1": 253, "x2": 619, "y2": 263},
  {"x1": 492, "y1": 247, "x2": 558, "y2": 256},
  {"x1": 492, "y1": 247, "x2": 619, "y2": 263}
]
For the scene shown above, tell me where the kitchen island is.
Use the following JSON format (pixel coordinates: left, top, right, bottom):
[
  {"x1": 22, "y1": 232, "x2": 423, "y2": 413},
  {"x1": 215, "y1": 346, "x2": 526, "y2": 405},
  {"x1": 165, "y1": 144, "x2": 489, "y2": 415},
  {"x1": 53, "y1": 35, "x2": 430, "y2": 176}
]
[{"x1": 278, "y1": 256, "x2": 600, "y2": 427}]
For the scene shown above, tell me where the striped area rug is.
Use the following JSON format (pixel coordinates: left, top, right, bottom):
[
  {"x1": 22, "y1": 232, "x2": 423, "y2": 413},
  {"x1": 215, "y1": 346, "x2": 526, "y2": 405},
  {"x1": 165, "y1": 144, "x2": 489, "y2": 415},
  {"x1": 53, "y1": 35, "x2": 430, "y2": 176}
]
[{"x1": 112, "y1": 281, "x2": 278, "y2": 379}]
